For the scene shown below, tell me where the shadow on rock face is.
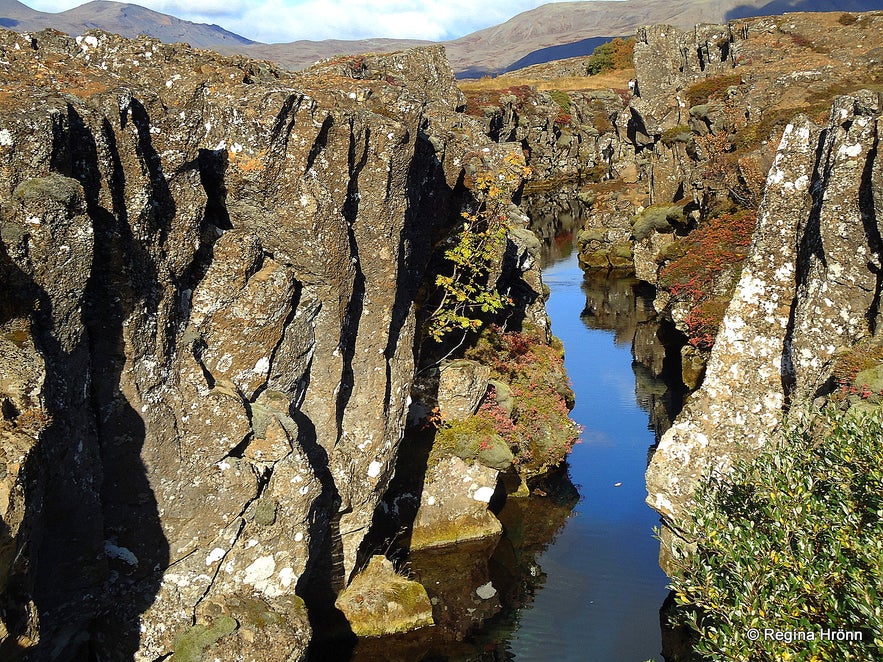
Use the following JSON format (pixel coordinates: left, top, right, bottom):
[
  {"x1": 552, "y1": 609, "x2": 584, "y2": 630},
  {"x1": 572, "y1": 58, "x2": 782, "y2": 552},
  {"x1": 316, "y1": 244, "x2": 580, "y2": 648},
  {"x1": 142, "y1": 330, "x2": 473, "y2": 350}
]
[{"x1": 0, "y1": 102, "x2": 170, "y2": 659}]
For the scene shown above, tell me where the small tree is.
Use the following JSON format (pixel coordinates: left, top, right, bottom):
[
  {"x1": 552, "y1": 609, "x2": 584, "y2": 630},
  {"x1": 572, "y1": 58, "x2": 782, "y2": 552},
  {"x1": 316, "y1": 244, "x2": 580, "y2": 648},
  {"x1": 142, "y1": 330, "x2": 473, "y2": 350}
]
[{"x1": 425, "y1": 152, "x2": 530, "y2": 343}]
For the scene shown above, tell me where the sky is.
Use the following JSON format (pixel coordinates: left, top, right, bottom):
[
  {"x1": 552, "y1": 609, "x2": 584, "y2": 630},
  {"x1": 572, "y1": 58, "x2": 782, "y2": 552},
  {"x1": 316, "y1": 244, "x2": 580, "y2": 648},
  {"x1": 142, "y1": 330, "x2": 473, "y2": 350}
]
[{"x1": 21, "y1": 0, "x2": 591, "y2": 43}]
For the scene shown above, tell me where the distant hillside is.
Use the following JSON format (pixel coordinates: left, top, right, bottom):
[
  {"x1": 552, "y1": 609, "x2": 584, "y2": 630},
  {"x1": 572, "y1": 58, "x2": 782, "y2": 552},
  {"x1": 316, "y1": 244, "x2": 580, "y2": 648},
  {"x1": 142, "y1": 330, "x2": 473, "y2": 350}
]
[
  {"x1": 0, "y1": 0, "x2": 252, "y2": 48},
  {"x1": 3, "y1": 0, "x2": 883, "y2": 75}
]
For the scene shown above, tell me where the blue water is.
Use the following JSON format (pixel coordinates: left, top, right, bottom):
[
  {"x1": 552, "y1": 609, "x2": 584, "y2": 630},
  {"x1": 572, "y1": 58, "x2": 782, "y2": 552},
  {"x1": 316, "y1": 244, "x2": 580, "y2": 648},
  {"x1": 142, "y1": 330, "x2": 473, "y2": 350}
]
[{"x1": 506, "y1": 251, "x2": 670, "y2": 661}]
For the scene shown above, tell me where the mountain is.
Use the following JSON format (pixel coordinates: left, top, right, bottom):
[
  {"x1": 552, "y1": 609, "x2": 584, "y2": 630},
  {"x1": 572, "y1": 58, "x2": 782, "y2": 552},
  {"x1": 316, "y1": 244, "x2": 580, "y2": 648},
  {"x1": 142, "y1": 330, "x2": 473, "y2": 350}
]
[
  {"x1": 2, "y1": 0, "x2": 883, "y2": 75},
  {"x1": 241, "y1": 38, "x2": 433, "y2": 71},
  {"x1": 0, "y1": 0, "x2": 253, "y2": 48}
]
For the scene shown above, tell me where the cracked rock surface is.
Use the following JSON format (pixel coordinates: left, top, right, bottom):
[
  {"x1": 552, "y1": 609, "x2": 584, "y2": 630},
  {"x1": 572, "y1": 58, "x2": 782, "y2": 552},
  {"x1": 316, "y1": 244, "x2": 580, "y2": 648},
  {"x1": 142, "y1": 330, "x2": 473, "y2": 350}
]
[{"x1": 0, "y1": 28, "x2": 539, "y2": 659}]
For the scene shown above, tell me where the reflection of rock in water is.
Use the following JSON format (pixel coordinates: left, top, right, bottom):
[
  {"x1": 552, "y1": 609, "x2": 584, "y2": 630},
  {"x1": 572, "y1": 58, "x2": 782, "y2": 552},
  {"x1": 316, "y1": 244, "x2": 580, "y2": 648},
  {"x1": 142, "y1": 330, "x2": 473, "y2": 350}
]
[
  {"x1": 581, "y1": 272, "x2": 687, "y2": 440},
  {"x1": 580, "y1": 271, "x2": 654, "y2": 346},
  {"x1": 490, "y1": 469, "x2": 579, "y2": 610},
  {"x1": 523, "y1": 190, "x2": 591, "y2": 268}
]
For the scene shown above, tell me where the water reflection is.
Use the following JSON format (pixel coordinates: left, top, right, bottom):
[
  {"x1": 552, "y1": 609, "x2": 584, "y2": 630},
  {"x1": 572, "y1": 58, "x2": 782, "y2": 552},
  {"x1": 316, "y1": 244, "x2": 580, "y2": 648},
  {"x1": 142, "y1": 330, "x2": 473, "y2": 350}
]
[
  {"x1": 579, "y1": 271, "x2": 687, "y2": 441},
  {"x1": 521, "y1": 189, "x2": 590, "y2": 267},
  {"x1": 351, "y1": 437, "x2": 579, "y2": 660},
  {"x1": 350, "y1": 193, "x2": 688, "y2": 660}
]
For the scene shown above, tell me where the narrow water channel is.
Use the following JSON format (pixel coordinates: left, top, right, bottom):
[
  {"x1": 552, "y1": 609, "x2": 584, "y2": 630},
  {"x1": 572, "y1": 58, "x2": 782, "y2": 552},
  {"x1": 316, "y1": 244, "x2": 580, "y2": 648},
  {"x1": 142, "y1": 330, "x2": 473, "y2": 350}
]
[{"x1": 502, "y1": 240, "x2": 671, "y2": 660}]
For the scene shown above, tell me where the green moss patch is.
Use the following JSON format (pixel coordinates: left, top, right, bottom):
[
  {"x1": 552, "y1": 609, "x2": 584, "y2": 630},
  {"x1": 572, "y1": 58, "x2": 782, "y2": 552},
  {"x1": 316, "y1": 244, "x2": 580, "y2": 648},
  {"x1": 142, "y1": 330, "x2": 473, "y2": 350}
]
[{"x1": 172, "y1": 616, "x2": 238, "y2": 662}]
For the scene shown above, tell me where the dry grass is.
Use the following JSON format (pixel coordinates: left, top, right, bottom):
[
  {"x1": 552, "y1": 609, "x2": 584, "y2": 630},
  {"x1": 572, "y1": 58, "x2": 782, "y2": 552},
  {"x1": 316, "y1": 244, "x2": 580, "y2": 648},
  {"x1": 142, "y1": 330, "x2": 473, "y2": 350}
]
[{"x1": 458, "y1": 68, "x2": 634, "y2": 94}]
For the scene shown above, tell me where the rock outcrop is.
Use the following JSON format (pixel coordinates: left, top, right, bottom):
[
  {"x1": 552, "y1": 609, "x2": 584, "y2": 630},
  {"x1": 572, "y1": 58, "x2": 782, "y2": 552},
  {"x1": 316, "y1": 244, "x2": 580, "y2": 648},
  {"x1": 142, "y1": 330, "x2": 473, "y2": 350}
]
[
  {"x1": 646, "y1": 91, "x2": 883, "y2": 571},
  {"x1": 466, "y1": 86, "x2": 633, "y2": 187},
  {"x1": 578, "y1": 11, "x2": 883, "y2": 285},
  {"x1": 0, "y1": 29, "x2": 549, "y2": 659}
]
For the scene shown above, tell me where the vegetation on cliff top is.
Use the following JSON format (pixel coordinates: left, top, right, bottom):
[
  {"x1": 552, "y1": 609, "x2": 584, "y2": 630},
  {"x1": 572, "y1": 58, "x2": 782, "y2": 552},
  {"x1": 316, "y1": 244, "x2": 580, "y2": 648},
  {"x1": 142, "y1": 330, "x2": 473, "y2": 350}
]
[
  {"x1": 667, "y1": 406, "x2": 883, "y2": 661},
  {"x1": 458, "y1": 37, "x2": 635, "y2": 110}
]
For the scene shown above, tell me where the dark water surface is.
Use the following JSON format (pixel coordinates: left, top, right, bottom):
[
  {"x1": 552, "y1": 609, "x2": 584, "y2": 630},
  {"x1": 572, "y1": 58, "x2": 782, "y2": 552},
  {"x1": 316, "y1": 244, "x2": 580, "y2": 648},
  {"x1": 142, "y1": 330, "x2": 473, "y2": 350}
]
[{"x1": 503, "y1": 245, "x2": 670, "y2": 661}]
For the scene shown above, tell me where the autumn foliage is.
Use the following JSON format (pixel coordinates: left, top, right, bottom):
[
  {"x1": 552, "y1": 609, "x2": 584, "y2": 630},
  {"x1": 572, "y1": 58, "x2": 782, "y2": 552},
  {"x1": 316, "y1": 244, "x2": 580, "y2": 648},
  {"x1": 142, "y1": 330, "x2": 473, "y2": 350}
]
[{"x1": 658, "y1": 209, "x2": 757, "y2": 349}]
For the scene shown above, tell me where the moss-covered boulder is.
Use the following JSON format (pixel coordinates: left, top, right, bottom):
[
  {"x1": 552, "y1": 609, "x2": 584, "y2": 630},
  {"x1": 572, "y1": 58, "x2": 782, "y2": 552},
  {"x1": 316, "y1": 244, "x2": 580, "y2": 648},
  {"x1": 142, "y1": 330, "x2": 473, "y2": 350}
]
[
  {"x1": 432, "y1": 413, "x2": 515, "y2": 471},
  {"x1": 335, "y1": 556, "x2": 434, "y2": 637},
  {"x1": 630, "y1": 204, "x2": 685, "y2": 240}
]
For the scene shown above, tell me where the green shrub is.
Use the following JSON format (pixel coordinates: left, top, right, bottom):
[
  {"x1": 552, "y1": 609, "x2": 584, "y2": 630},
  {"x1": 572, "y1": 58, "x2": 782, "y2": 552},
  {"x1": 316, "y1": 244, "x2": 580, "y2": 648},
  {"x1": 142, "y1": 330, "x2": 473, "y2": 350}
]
[
  {"x1": 425, "y1": 153, "x2": 531, "y2": 342},
  {"x1": 668, "y1": 406, "x2": 883, "y2": 662},
  {"x1": 585, "y1": 37, "x2": 635, "y2": 75},
  {"x1": 631, "y1": 204, "x2": 685, "y2": 240},
  {"x1": 838, "y1": 13, "x2": 858, "y2": 25}
]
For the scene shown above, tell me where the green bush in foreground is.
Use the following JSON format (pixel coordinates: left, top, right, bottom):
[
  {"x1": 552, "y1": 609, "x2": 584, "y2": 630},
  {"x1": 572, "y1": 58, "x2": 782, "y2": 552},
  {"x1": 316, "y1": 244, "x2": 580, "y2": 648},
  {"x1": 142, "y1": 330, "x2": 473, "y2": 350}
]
[{"x1": 668, "y1": 407, "x2": 883, "y2": 662}]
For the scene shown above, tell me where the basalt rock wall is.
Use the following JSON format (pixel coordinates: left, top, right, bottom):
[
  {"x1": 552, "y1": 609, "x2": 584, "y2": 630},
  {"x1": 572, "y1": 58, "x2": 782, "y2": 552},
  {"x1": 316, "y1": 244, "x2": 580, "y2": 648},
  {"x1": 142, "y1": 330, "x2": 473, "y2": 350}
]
[
  {"x1": 646, "y1": 92, "x2": 883, "y2": 571},
  {"x1": 0, "y1": 29, "x2": 539, "y2": 659}
]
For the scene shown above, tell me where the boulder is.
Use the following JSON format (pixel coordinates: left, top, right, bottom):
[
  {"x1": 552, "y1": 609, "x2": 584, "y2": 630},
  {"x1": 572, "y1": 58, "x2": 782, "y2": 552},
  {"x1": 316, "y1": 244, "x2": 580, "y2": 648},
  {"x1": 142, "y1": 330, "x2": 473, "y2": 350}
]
[
  {"x1": 335, "y1": 556, "x2": 433, "y2": 637},
  {"x1": 437, "y1": 360, "x2": 492, "y2": 421},
  {"x1": 411, "y1": 456, "x2": 502, "y2": 551}
]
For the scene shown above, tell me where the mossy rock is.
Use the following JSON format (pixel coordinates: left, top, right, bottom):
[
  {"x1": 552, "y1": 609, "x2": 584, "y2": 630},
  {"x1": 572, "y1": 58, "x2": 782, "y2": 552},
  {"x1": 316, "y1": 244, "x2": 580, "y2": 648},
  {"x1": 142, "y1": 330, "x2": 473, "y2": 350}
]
[
  {"x1": 854, "y1": 364, "x2": 883, "y2": 394},
  {"x1": 688, "y1": 104, "x2": 710, "y2": 119},
  {"x1": 631, "y1": 204, "x2": 685, "y2": 241},
  {"x1": 222, "y1": 594, "x2": 305, "y2": 631},
  {"x1": 579, "y1": 248, "x2": 612, "y2": 269},
  {"x1": 0, "y1": 222, "x2": 26, "y2": 245},
  {"x1": 847, "y1": 399, "x2": 883, "y2": 420},
  {"x1": 13, "y1": 174, "x2": 83, "y2": 207},
  {"x1": 411, "y1": 511, "x2": 502, "y2": 551},
  {"x1": 577, "y1": 228, "x2": 607, "y2": 246},
  {"x1": 335, "y1": 556, "x2": 433, "y2": 637},
  {"x1": 488, "y1": 379, "x2": 513, "y2": 414},
  {"x1": 433, "y1": 417, "x2": 514, "y2": 471},
  {"x1": 660, "y1": 125, "x2": 693, "y2": 145},
  {"x1": 577, "y1": 189, "x2": 597, "y2": 205},
  {"x1": 172, "y1": 616, "x2": 238, "y2": 662},
  {"x1": 253, "y1": 497, "x2": 277, "y2": 526},
  {"x1": 609, "y1": 241, "x2": 634, "y2": 266}
]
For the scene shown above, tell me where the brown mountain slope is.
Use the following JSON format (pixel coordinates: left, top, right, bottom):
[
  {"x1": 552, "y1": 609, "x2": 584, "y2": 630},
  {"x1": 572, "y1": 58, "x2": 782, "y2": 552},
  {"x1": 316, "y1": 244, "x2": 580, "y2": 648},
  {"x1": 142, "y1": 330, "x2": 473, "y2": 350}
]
[
  {"x1": 0, "y1": 0, "x2": 253, "y2": 48},
  {"x1": 444, "y1": 0, "x2": 774, "y2": 74}
]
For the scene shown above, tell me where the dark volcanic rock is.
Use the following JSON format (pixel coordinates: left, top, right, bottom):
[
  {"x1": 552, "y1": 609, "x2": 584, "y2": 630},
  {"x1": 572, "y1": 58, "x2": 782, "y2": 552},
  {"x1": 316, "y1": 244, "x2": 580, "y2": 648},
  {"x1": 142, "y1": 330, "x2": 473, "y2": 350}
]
[{"x1": 0, "y1": 29, "x2": 541, "y2": 659}]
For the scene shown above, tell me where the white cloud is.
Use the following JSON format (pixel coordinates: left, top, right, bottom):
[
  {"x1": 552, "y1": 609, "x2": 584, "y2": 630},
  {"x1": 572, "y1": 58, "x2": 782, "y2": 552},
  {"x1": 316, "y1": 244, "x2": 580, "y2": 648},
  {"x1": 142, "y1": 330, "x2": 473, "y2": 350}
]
[{"x1": 20, "y1": 0, "x2": 583, "y2": 43}]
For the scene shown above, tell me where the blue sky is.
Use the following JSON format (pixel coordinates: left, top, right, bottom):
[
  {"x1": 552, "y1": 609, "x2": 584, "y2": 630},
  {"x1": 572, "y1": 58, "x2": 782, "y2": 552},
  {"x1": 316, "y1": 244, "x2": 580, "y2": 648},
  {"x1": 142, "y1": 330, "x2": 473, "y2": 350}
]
[{"x1": 22, "y1": 0, "x2": 586, "y2": 42}]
